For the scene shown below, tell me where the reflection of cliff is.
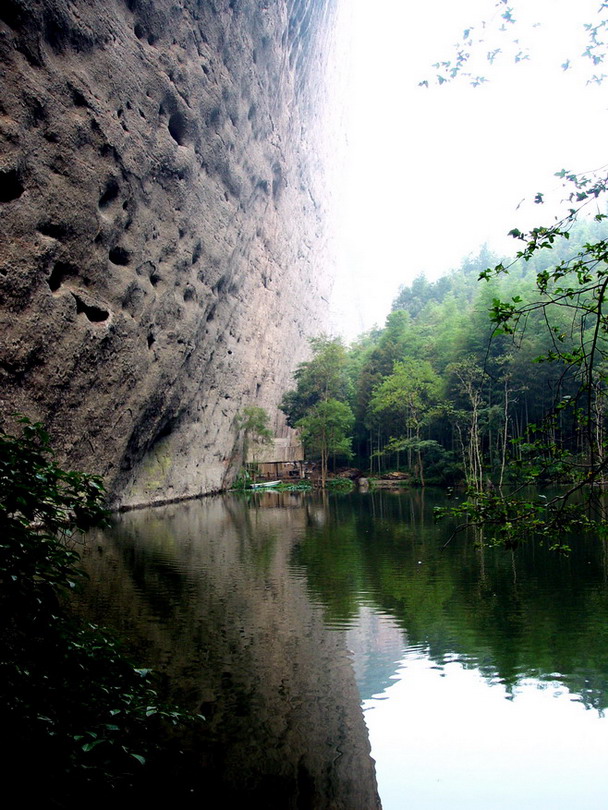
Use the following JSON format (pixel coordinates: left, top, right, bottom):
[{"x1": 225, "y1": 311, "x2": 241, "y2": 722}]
[
  {"x1": 81, "y1": 494, "x2": 381, "y2": 809},
  {"x1": 345, "y1": 606, "x2": 405, "y2": 702},
  {"x1": 0, "y1": 0, "x2": 339, "y2": 507}
]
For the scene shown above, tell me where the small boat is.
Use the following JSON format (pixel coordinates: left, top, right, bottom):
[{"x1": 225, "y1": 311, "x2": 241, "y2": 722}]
[{"x1": 250, "y1": 480, "x2": 281, "y2": 489}]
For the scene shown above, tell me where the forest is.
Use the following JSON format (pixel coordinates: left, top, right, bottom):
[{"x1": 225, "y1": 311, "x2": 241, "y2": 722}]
[{"x1": 281, "y1": 200, "x2": 608, "y2": 542}]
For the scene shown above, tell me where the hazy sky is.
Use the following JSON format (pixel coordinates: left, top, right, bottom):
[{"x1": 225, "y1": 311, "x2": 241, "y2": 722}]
[{"x1": 330, "y1": 0, "x2": 608, "y2": 338}]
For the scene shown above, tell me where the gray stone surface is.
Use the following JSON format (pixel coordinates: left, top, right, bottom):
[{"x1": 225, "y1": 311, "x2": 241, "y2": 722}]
[{"x1": 0, "y1": 0, "x2": 337, "y2": 506}]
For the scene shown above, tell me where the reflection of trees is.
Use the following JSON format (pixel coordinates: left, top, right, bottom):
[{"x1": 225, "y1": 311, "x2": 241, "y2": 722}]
[{"x1": 294, "y1": 490, "x2": 608, "y2": 712}]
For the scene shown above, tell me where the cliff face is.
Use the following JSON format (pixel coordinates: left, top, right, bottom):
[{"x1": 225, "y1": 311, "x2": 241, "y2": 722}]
[{"x1": 0, "y1": 0, "x2": 338, "y2": 507}]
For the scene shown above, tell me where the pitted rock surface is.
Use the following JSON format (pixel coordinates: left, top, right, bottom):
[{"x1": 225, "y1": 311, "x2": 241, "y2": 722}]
[{"x1": 0, "y1": 0, "x2": 337, "y2": 506}]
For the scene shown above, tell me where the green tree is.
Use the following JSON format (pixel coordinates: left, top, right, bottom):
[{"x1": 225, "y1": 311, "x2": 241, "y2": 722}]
[
  {"x1": 280, "y1": 335, "x2": 352, "y2": 427},
  {"x1": 369, "y1": 359, "x2": 442, "y2": 485},
  {"x1": 473, "y1": 186, "x2": 608, "y2": 538},
  {"x1": 236, "y1": 406, "x2": 273, "y2": 482},
  {"x1": 427, "y1": 169, "x2": 608, "y2": 548},
  {"x1": 445, "y1": 359, "x2": 488, "y2": 491},
  {"x1": 296, "y1": 399, "x2": 354, "y2": 487}
]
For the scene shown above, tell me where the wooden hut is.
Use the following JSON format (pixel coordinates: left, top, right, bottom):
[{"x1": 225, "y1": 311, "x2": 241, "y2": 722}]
[{"x1": 246, "y1": 435, "x2": 305, "y2": 481}]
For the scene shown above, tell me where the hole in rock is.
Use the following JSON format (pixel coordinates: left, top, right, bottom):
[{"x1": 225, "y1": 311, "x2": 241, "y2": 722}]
[
  {"x1": 155, "y1": 419, "x2": 173, "y2": 440},
  {"x1": 109, "y1": 246, "x2": 131, "y2": 266},
  {"x1": 168, "y1": 111, "x2": 188, "y2": 145},
  {"x1": 99, "y1": 177, "x2": 119, "y2": 209},
  {"x1": 134, "y1": 22, "x2": 145, "y2": 39},
  {"x1": 72, "y1": 294, "x2": 109, "y2": 322},
  {"x1": 44, "y1": 15, "x2": 66, "y2": 52},
  {"x1": 272, "y1": 164, "x2": 284, "y2": 202},
  {"x1": 0, "y1": 0, "x2": 25, "y2": 29},
  {"x1": 183, "y1": 285, "x2": 195, "y2": 302},
  {"x1": 191, "y1": 241, "x2": 202, "y2": 264},
  {"x1": 147, "y1": 333, "x2": 155, "y2": 348},
  {"x1": 48, "y1": 261, "x2": 77, "y2": 292},
  {"x1": 38, "y1": 221, "x2": 68, "y2": 240},
  {"x1": 147, "y1": 33, "x2": 157, "y2": 45},
  {"x1": 27, "y1": 96, "x2": 47, "y2": 126},
  {"x1": 0, "y1": 168, "x2": 24, "y2": 203},
  {"x1": 149, "y1": 270, "x2": 162, "y2": 286},
  {"x1": 71, "y1": 88, "x2": 87, "y2": 107}
]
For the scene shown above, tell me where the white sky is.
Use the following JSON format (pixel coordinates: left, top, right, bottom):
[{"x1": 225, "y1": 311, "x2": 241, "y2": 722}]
[{"x1": 329, "y1": 0, "x2": 608, "y2": 339}]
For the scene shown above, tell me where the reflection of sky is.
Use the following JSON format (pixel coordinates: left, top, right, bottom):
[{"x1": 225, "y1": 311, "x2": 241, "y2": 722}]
[
  {"x1": 345, "y1": 605, "x2": 406, "y2": 701},
  {"x1": 360, "y1": 647, "x2": 608, "y2": 810}
]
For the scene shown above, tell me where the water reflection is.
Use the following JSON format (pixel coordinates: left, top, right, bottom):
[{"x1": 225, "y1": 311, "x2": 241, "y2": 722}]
[
  {"x1": 293, "y1": 490, "x2": 608, "y2": 714},
  {"x1": 82, "y1": 489, "x2": 608, "y2": 809},
  {"x1": 364, "y1": 653, "x2": 608, "y2": 810},
  {"x1": 83, "y1": 494, "x2": 381, "y2": 809},
  {"x1": 289, "y1": 489, "x2": 608, "y2": 809}
]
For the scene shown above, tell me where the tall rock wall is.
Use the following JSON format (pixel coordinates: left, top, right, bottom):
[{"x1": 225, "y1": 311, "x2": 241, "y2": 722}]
[{"x1": 0, "y1": 0, "x2": 339, "y2": 507}]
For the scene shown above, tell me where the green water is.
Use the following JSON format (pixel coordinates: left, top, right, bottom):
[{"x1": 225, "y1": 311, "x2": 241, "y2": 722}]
[{"x1": 84, "y1": 489, "x2": 608, "y2": 809}]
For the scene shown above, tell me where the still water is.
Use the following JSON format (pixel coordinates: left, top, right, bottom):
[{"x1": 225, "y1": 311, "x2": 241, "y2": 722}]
[{"x1": 84, "y1": 490, "x2": 608, "y2": 809}]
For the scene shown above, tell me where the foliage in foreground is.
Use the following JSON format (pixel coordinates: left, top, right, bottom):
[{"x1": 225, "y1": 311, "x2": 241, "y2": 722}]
[{"x1": 0, "y1": 418, "x2": 199, "y2": 804}]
